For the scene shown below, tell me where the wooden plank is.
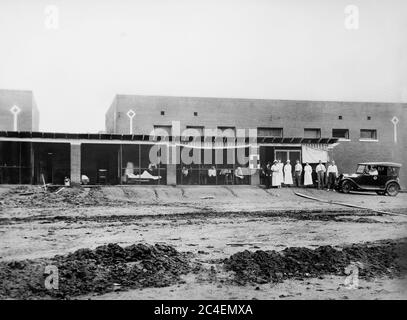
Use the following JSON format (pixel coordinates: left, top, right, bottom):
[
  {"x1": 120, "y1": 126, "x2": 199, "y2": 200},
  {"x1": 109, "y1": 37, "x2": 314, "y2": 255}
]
[{"x1": 294, "y1": 191, "x2": 403, "y2": 216}]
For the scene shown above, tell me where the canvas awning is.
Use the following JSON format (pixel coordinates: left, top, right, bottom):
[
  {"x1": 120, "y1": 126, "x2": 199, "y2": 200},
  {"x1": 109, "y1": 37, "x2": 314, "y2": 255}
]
[{"x1": 302, "y1": 144, "x2": 329, "y2": 163}]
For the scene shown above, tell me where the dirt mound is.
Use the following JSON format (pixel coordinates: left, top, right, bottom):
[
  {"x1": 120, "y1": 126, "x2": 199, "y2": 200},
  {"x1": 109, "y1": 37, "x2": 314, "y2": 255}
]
[
  {"x1": 224, "y1": 239, "x2": 407, "y2": 285},
  {"x1": 0, "y1": 186, "x2": 126, "y2": 208},
  {"x1": 0, "y1": 243, "x2": 191, "y2": 299}
]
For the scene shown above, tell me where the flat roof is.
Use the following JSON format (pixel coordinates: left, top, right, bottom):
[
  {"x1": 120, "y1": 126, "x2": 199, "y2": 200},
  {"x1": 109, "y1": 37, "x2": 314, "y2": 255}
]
[{"x1": 114, "y1": 93, "x2": 407, "y2": 106}]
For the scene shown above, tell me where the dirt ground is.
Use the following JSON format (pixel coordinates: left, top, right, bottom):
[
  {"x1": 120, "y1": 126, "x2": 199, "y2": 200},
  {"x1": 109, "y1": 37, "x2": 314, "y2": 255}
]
[{"x1": 0, "y1": 185, "x2": 406, "y2": 300}]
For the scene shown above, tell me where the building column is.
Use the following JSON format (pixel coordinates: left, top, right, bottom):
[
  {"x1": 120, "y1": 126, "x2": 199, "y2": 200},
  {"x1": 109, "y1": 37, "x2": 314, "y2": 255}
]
[
  {"x1": 166, "y1": 164, "x2": 177, "y2": 186},
  {"x1": 250, "y1": 170, "x2": 260, "y2": 185},
  {"x1": 70, "y1": 142, "x2": 81, "y2": 185},
  {"x1": 30, "y1": 142, "x2": 35, "y2": 184},
  {"x1": 166, "y1": 145, "x2": 177, "y2": 185},
  {"x1": 249, "y1": 145, "x2": 260, "y2": 185}
]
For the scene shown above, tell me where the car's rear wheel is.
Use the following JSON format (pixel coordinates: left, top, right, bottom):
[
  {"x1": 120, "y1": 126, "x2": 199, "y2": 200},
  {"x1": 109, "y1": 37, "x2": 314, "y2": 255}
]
[
  {"x1": 341, "y1": 181, "x2": 352, "y2": 194},
  {"x1": 386, "y1": 182, "x2": 400, "y2": 196}
]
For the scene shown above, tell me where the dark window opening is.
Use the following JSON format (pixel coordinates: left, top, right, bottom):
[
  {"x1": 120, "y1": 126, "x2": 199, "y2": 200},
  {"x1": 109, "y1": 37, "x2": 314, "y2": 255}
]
[
  {"x1": 153, "y1": 125, "x2": 172, "y2": 136},
  {"x1": 217, "y1": 126, "x2": 236, "y2": 137},
  {"x1": 194, "y1": 112, "x2": 198, "y2": 116},
  {"x1": 360, "y1": 129, "x2": 377, "y2": 140},
  {"x1": 304, "y1": 128, "x2": 321, "y2": 139},
  {"x1": 257, "y1": 127, "x2": 283, "y2": 138},
  {"x1": 176, "y1": 147, "x2": 250, "y2": 185},
  {"x1": 338, "y1": 115, "x2": 343, "y2": 120},
  {"x1": 185, "y1": 126, "x2": 204, "y2": 137},
  {"x1": 332, "y1": 129, "x2": 349, "y2": 139},
  {"x1": 0, "y1": 141, "x2": 35, "y2": 184},
  {"x1": 367, "y1": 116, "x2": 371, "y2": 120},
  {"x1": 160, "y1": 111, "x2": 165, "y2": 116}
]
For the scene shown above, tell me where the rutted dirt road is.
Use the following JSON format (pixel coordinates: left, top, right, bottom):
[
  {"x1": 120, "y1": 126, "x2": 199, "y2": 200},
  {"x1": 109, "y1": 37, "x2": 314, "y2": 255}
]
[{"x1": 0, "y1": 185, "x2": 406, "y2": 299}]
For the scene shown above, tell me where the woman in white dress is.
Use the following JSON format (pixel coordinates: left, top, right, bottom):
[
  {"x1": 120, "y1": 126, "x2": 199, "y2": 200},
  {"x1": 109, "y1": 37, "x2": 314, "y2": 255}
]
[
  {"x1": 284, "y1": 160, "x2": 293, "y2": 186},
  {"x1": 304, "y1": 162, "x2": 313, "y2": 186},
  {"x1": 271, "y1": 160, "x2": 280, "y2": 187}
]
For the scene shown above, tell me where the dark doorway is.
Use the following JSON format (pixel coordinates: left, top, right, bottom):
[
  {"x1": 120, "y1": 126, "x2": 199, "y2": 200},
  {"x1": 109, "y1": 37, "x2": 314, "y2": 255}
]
[
  {"x1": 81, "y1": 144, "x2": 120, "y2": 185},
  {"x1": 33, "y1": 143, "x2": 70, "y2": 185},
  {"x1": 46, "y1": 152, "x2": 54, "y2": 183},
  {"x1": 0, "y1": 141, "x2": 32, "y2": 184}
]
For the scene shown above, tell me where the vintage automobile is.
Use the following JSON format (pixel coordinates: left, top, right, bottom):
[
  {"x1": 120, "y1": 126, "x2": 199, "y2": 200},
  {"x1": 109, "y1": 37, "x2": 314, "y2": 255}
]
[{"x1": 336, "y1": 162, "x2": 402, "y2": 196}]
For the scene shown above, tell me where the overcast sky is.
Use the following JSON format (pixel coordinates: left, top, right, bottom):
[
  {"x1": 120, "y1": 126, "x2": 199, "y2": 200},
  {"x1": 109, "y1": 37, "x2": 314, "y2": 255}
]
[{"x1": 0, "y1": 0, "x2": 406, "y2": 133}]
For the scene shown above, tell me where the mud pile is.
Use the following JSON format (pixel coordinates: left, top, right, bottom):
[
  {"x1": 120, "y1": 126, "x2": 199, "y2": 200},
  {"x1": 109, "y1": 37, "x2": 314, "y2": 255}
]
[
  {"x1": 224, "y1": 239, "x2": 407, "y2": 284},
  {"x1": 0, "y1": 243, "x2": 191, "y2": 299},
  {"x1": 0, "y1": 186, "x2": 123, "y2": 208}
]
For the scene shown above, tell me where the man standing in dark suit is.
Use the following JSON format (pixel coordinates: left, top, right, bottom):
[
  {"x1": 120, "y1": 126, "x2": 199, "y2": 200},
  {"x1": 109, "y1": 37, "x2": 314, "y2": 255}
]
[{"x1": 263, "y1": 162, "x2": 271, "y2": 189}]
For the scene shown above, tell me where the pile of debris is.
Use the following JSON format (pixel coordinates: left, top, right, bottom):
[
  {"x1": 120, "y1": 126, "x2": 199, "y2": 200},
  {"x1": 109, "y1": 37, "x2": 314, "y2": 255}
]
[
  {"x1": 0, "y1": 186, "x2": 123, "y2": 208},
  {"x1": 224, "y1": 238, "x2": 407, "y2": 284},
  {"x1": 0, "y1": 243, "x2": 192, "y2": 299}
]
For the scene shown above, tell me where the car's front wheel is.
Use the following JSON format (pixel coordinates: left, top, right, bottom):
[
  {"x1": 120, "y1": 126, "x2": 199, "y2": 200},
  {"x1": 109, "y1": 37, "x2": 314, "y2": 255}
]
[
  {"x1": 386, "y1": 182, "x2": 400, "y2": 196},
  {"x1": 341, "y1": 181, "x2": 352, "y2": 194}
]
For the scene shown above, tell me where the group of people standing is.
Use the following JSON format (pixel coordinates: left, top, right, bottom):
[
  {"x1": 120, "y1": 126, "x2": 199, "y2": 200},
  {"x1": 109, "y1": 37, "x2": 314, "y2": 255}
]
[
  {"x1": 262, "y1": 159, "x2": 339, "y2": 190},
  {"x1": 262, "y1": 159, "x2": 298, "y2": 188}
]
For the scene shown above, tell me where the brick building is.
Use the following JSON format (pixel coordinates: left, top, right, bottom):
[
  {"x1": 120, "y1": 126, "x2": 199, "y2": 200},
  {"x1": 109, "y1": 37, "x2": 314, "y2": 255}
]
[
  {"x1": 0, "y1": 90, "x2": 405, "y2": 188},
  {"x1": 0, "y1": 89, "x2": 39, "y2": 132},
  {"x1": 105, "y1": 94, "x2": 406, "y2": 187}
]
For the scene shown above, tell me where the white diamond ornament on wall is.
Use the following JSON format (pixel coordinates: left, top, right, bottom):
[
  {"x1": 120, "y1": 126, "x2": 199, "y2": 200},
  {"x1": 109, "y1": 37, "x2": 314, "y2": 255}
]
[
  {"x1": 127, "y1": 109, "x2": 136, "y2": 134},
  {"x1": 10, "y1": 105, "x2": 21, "y2": 131},
  {"x1": 391, "y1": 116, "x2": 399, "y2": 143}
]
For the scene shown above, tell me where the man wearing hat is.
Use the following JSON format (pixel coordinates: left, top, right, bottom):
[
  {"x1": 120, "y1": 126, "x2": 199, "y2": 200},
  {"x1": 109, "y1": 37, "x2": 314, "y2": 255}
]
[
  {"x1": 316, "y1": 160, "x2": 326, "y2": 190},
  {"x1": 294, "y1": 160, "x2": 303, "y2": 187}
]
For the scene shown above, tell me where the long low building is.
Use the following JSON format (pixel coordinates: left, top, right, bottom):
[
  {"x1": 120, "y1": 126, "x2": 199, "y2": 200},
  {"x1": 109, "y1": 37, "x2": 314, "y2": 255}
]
[
  {"x1": 0, "y1": 131, "x2": 339, "y2": 186},
  {"x1": 0, "y1": 90, "x2": 406, "y2": 187}
]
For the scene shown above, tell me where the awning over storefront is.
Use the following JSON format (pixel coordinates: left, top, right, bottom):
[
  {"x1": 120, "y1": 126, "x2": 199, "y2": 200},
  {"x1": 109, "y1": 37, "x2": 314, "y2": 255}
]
[{"x1": 302, "y1": 144, "x2": 329, "y2": 163}]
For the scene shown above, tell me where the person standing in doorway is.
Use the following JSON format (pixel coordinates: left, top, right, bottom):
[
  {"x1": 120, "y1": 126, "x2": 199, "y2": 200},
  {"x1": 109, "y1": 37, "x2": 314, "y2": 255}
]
[
  {"x1": 284, "y1": 160, "x2": 293, "y2": 187},
  {"x1": 64, "y1": 177, "x2": 71, "y2": 187},
  {"x1": 304, "y1": 162, "x2": 313, "y2": 187},
  {"x1": 182, "y1": 166, "x2": 189, "y2": 184},
  {"x1": 316, "y1": 160, "x2": 326, "y2": 190},
  {"x1": 326, "y1": 160, "x2": 338, "y2": 191},
  {"x1": 208, "y1": 166, "x2": 217, "y2": 184},
  {"x1": 263, "y1": 162, "x2": 271, "y2": 189},
  {"x1": 294, "y1": 160, "x2": 303, "y2": 187},
  {"x1": 234, "y1": 166, "x2": 244, "y2": 184}
]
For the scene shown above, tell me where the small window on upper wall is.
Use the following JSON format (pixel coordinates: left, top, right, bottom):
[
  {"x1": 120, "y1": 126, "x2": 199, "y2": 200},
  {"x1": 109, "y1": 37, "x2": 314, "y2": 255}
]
[
  {"x1": 194, "y1": 112, "x2": 198, "y2": 116},
  {"x1": 257, "y1": 127, "x2": 283, "y2": 138},
  {"x1": 338, "y1": 115, "x2": 343, "y2": 120},
  {"x1": 332, "y1": 129, "x2": 349, "y2": 140},
  {"x1": 217, "y1": 126, "x2": 236, "y2": 137},
  {"x1": 360, "y1": 129, "x2": 377, "y2": 140},
  {"x1": 185, "y1": 125, "x2": 204, "y2": 137},
  {"x1": 153, "y1": 125, "x2": 172, "y2": 137},
  {"x1": 160, "y1": 111, "x2": 165, "y2": 116},
  {"x1": 367, "y1": 116, "x2": 371, "y2": 120},
  {"x1": 304, "y1": 128, "x2": 321, "y2": 139}
]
